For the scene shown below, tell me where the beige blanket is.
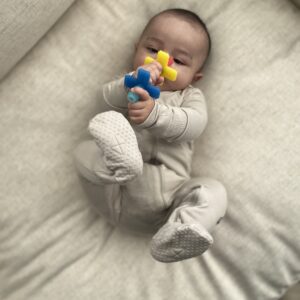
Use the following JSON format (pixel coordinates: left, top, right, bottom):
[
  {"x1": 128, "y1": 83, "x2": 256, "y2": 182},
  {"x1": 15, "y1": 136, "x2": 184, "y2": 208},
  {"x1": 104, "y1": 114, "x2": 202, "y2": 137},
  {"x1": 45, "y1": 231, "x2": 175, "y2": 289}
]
[{"x1": 0, "y1": 0, "x2": 299, "y2": 299}]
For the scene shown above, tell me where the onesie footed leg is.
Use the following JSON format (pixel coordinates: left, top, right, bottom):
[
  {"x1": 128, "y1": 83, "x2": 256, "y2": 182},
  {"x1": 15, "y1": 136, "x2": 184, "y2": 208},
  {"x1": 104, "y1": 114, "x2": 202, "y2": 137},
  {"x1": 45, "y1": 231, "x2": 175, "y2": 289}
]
[
  {"x1": 150, "y1": 221, "x2": 213, "y2": 263},
  {"x1": 150, "y1": 178, "x2": 227, "y2": 263},
  {"x1": 74, "y1": 140, "x2": 116, "y2": 184},
  {"x1": 88, "y1": 111, "x2": 143, "y2": 184}
]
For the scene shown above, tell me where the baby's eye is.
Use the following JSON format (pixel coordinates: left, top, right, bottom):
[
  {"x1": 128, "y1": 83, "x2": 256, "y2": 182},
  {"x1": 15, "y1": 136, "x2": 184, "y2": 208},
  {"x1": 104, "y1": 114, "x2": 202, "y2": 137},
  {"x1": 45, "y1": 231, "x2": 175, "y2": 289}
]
[
  {"x1": 147, "y1": 47, "x2": 158, "y2": 53},
  {"x1": 174, "y1": 58, "x2": 184, "y2": 65}
]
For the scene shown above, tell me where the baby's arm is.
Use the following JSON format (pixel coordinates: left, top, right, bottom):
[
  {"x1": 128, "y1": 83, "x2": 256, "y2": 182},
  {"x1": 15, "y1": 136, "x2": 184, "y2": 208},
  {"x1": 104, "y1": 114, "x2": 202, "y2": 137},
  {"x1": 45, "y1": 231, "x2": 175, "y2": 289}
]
[
  {"x1": 102, "y1": 77, "x2": 128, "y2": 112},
  {"x1": 103, "y1": 62, "x2": 162, "y2": 121},
  {"x1": 103, "y1": 61, "x2": 164, "y2": 124},
  {"x1": 136, "y1": 88, "x2": 208, "y2": 143}
]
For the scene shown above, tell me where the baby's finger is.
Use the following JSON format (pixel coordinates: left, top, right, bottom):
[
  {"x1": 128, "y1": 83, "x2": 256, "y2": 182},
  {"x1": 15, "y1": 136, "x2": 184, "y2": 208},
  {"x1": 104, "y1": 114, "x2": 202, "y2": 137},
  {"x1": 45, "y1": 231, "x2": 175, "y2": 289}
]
[
  {"x1": 128, "y1": 100, "x2": 145, "y2": 110},
  {"x1": 141, "y1": 62, "x2": 162, "y2": 84},
  {"x1": 128, "y1": 108, "x2": 144, "y2": 117},
  {"x1": 157, "y1": 76, "x2": 164, "y2": 86},
  {"x1": 131, "y1": 87, "x2": 150, "y2": 101},
  {"x1": 128, "y1": 116, "x2": 145, "y2": 125},
  {"x1": 150, "y1": 64, "x2": 162, "y2": 83},
  {"x1": 150, "y1": 61, "x2": 162, "y2": 73},
  {"x1": 142, "y1": 61, "x2": 162, "y2": 73}
]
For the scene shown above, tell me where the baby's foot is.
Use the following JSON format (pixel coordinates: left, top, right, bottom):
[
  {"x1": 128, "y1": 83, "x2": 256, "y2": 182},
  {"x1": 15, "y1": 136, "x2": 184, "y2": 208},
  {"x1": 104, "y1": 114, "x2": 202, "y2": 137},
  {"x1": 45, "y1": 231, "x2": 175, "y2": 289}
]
[
  {"x1": 150, "y1": 222, "x2": 213, "y2": 263},
  {"x1": 88, "y1": 111, "x2": 143, "y2": 184}
]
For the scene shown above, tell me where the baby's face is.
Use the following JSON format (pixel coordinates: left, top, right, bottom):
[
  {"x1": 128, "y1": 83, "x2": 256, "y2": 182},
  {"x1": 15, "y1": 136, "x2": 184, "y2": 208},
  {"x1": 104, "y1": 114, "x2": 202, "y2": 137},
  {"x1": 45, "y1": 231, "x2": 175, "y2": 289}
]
[{"x1": 133, "y1": 14, "x2": 208, "y2": 91}]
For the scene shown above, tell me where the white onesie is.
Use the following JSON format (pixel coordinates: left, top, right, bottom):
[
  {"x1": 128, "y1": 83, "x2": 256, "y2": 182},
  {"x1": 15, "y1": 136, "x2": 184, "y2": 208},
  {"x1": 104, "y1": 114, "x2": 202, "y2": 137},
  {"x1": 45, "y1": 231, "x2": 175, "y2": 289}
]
[
  {"x1": 74, "y1": 76, "x2": 227, "y2": 262},
  {"x1": 103, "y1": 77, "x2": 208, "y2": 178}
]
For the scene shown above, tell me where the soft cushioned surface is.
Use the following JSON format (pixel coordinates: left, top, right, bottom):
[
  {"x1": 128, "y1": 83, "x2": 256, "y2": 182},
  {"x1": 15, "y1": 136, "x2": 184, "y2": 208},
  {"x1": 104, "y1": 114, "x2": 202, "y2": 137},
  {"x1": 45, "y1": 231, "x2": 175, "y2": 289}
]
[
  {"x1": 291, "y1": 0, "x2": 300, "y2": 8},
  {"x1": 0, "y1": 0, "x2": 75, "y2": 81},
  {"x1": 282, "y1": 283, "x2": 300, "y2": 300},
  {"x1": 0, "y1": 0, "x2": 299, "y2": 299}
]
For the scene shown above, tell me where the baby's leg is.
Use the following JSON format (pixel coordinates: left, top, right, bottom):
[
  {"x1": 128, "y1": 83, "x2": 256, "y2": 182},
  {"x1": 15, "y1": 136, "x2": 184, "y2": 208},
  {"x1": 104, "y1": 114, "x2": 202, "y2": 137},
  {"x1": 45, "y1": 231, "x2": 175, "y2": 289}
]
[
  {"x1": 119, "y1": 163, "x2": 188, "y2": 233},
  {"x1": 150, "y1": 177, "x2": 228, "y2": 263},
  {"x1": 74, "y1": 140, "x2": 123, "y2": 224},
  {"x1": 88, "y1": 111, "x2": 143, "y2": 184},
  {"x1": 74, "y1": 111, "x2": 143, "y2": 223}
]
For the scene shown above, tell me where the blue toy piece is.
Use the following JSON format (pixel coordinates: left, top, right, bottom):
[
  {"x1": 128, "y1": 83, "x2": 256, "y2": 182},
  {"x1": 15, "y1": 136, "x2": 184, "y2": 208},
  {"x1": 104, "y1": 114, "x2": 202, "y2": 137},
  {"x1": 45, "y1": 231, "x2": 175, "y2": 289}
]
[
  {"x1": 127, "y1": 91, "x2": 140, "y2": 102},
  {"x1": 124, "y1": 68, "x2": 160, "y2": 102}
]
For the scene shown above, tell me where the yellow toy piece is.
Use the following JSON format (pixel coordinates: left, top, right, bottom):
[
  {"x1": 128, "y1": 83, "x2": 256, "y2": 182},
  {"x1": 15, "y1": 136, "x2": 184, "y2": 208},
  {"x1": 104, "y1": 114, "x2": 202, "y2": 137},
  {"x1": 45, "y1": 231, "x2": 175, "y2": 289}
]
[{"x1": 144, "y1": 50, "x2": 177, "y2": 81}]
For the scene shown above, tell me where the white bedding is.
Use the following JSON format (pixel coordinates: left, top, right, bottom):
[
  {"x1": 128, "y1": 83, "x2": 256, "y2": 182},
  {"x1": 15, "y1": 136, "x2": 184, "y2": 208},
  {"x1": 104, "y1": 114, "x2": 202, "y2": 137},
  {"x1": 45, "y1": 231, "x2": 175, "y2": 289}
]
[{"x1": 0, "y1": 0, "x2": 299, "y2": 299}]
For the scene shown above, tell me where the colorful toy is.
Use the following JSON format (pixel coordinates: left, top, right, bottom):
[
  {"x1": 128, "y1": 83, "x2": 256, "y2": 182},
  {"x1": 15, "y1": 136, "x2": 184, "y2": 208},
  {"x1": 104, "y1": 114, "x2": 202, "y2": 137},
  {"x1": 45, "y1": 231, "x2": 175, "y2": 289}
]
[
  {"x1": 144, "y1": 50, "x2": 177, "y2": 81},
  {"x1": 124, "y1": 50, "x2": 177, "y2": 102},
  {"x1": 124, "y1": 68, "x2": 160, "y2": 102}
]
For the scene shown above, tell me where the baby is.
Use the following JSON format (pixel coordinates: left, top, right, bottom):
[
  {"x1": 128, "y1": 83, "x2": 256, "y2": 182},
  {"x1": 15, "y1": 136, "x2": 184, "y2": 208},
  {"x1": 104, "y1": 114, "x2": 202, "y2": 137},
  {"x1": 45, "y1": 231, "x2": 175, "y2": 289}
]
[{"x1": 74, "y1": 8, "x2": 228, "y2": 263}]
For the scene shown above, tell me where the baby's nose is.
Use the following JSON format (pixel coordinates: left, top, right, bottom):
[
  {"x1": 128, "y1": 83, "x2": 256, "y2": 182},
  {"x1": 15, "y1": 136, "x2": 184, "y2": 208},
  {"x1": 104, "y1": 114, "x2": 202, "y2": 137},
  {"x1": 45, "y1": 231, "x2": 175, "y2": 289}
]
[{"x1": 168, "y1": 56, "x2": 174, "y2": 66}]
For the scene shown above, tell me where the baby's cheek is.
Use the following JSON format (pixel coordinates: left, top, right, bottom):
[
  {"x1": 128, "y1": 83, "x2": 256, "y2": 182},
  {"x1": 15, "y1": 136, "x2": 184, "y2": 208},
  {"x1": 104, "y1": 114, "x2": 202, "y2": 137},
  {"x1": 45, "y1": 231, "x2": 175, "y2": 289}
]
[
  {"x1": 133, "y1": 53, "x2": 145, "y2": 69},
  {"x1": 133, "y1": 58, "x2": 142, "y2": 70},
  {"x1": 172, "y1": 75, "x2": 189, "y2": 90}
]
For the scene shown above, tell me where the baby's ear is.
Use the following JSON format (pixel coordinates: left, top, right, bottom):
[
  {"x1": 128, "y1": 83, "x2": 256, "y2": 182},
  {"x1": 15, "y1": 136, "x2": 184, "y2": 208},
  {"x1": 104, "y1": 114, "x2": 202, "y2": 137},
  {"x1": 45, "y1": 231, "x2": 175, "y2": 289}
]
[{"x1": 193, "y1": 71, "x2": 203, "y2": 82}]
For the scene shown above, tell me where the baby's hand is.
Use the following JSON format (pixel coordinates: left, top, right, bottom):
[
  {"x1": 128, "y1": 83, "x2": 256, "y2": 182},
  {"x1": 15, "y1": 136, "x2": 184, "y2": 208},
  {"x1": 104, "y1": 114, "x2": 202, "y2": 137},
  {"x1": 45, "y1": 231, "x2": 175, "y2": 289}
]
[
  {"x1": 128, "y1": 87, "x2": 155, "y2": 125},
  {"x1": 135, "y1": 61, "x2": 164, "y2": 86}
]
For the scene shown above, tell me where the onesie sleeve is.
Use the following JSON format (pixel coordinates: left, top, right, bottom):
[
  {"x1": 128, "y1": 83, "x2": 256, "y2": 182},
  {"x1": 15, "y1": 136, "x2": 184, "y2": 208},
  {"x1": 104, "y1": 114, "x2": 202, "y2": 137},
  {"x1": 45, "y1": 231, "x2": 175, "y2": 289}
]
[
  {"x1": 136, "y1": 87, "x2": 208, "y2": 143},
  {"x1": 102, "y1": 76, "x2": 128, "y2": 111}
]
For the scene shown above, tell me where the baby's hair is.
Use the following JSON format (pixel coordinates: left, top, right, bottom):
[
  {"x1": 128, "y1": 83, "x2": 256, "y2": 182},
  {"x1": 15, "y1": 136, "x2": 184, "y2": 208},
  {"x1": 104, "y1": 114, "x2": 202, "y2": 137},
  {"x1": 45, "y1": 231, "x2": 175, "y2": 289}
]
[{"x1": 143, "y1": 8, "x2": 212, "y2": 70}]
